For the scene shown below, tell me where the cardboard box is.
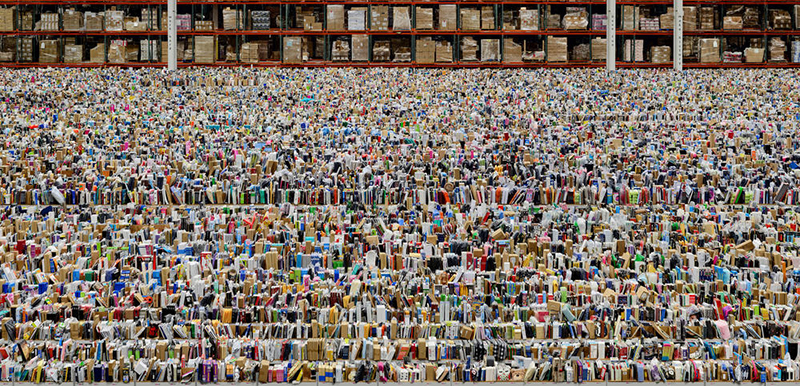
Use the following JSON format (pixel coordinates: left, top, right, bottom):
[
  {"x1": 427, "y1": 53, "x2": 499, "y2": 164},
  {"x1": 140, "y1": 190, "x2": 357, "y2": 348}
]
[
  {"x1": 547, "y1": 36, "x2": 568, "y2": 62},
  {"x1": 683, "y1": 7, "x2": 697, "y2": 31},
  {"x1": 461, "y1": 37, "x2": 478, "y2": 61},
  {"x1": 699, "y1": 38, "x2": 720, "y2": 63},
  {"x1": 283, "y1": 36, "x2": 303, "y2": 63},
  {"x1": 416, "y1": 7, "x2": 433, "y2": 30},
  {"x1": 371, "y1": 6, "x2": 388, "y2": 30},
  {"x1": 416, "y1": 37, "x2": 435, "y2": 63},
  {"x1": 373, "y1": 40, "x2": 390, "y2": 61},
  {"x1": 223, "y1": 7, "x2": 243, "y2": 30},
  {"x1": 194, "y1": 36, "x2": 216, "y2": 63},
  {"x1": 591, "y1": 37, "x2": 607, "y2": 61},
  {"x1": 0, "y1": 8, "x2": 14, "y2": 31},
  {"x1": 347, "y1": 8, "x2": 366, "y2": 30},
  {"x1": 326, "y1": 5, "x2": 344, "y2": 31},
  {"x1": 660, "y1": 7, "x2": 674, "y2": 29},
  {"x1": 63, "y1": 9, "x2": 82, "y2": 31},
  {"x1": 105, "y1": 10, "x2": 124, "y2": 31},
  {"x1": 503, "y1": 38, "x2": 522, "y2": 62},
  {"x1": 461, "y1": 8, "x2": 480, "y2": 31},
  {"x1": 393, "y1": 7, "x2": 411, "y2": 30},
  {"x1": 520, "y1": 8, "x2": 539, "y2": 30},
  {"x1": 89, "y1": 43, "x2": 104, "y2": 63},
  {"x1": 439, "y1": 5, "x2": 457, "y2": 31},
  {"x1": 435, "y1": 40, "x2": 452, "y2": 62},
  {"x1": 331, "y1": 39, "x2": 350, "y2": 61},
  {"x1": 744, "y1": 47, "x2": 764, "y2": 63},
  {"x1": 352, "y1": 34, "x2": 368, "y2": 61},
  {"x1": 63, "y1": 44, "x2": 83, "y2": 63},
  {"x1": 481, "y1": 6, "x2": 495, "y2": 30},
  {"x1": 38, "y1": 39, "x2": 59, "y2": 63},
  {"x1": 651, "y1": 45, "x2": 671, "y2": 63},
  {"x1": 85, "y1": 12, "x2": 103, "y2": 31},
  {"x1": 723, "y1": 16, "x2": 742, "y2": 30},
  {"x1": 40, "y1": 13, "x2": 59, "y2": 31}
]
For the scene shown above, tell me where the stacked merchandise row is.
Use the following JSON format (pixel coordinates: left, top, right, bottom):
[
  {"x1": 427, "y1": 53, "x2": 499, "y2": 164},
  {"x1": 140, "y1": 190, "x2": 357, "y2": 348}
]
[
  {"x1": 680, "y1": 4, "x2": 800, "y2": 65},
  {"x1": 616, "y1": 3, "x2": 674, "y2": 66},
  {"x1": 0, "y1": 2, "x2": 609, "y2": 65}
]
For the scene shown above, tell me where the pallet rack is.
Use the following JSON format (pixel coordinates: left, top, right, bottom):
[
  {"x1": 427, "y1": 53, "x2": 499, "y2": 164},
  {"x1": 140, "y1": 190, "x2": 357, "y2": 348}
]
[{"x1": 0, "y1": 0, "x2": 797, "y2": 67}]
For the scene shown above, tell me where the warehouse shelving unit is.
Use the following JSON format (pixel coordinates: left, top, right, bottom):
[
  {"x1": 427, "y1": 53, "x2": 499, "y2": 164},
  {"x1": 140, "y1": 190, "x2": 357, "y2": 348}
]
[{"x1": 0, "y1": 0, "x2": 797, "y2": 67}]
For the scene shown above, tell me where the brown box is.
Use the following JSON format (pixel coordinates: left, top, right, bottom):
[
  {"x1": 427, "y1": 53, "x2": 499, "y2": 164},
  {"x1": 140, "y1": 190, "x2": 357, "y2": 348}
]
[
  {"x1": 105, "y1": 10, "x2": 124, "y2": 31},
  {"x1": 503, "y1": 38, "x2": 522, "y2": 62},
  {"x1": 439, "y1": 5, "x2": 457, "y2": 30},
  {"x1": 326, "y1": 5, "x2": 344, "y2": 30},
  {"x1": 435, "y1": 40, "x2": 452, "y2": 62},
  {"x1": 0, "y1": 8, "x2": 13, "y2": 31},
  {"x1": 89, "y1": 43, "x2": 104, "y2": 63},
  {"x1": 481, "y1": 39, "x2": 500, "y2": 61},
  {"x1": 416, "y1": 37, "x2": 435, "y2": 64},
  {"x1": 564, "y1": 11, "x2": 588, "y2": 30},
  {"x1": 352, "y1": 34, "x2": 368, "y2": 61},
  {"x1": 519, "y1": 8, "x2": 539, "y2": 30},
  {"x1": 744, "y1": 47, "x2": 764, "y2": 63},
  {"x1": 393, "y1": 6, "x2": 411, "y2": 30},
  {"x1": 481, "y1": 6, "x2": 495, "y2": 30},
  {"x1": 223, "y1": 7, "x2": 243, "y2": 30},
  {"x1": 461, "y1": 8, "x2": 480, "y2": 31},
  {"x1": 194, "y1": 36, "x2": 215, "y2": 63},
  {"x1": 416, "y1": 7, "x2": 433, "y2": 30},
  {"x1": 547, "y1": 36, "x2": 568, "y2": 62},
  {"x1": 283, "y1": 36, "x2": 303, "y2": 63},
  {"x1": 85, "y1": 12, "x2": 103, "y2": 31},
  {"x1": 38, "y1": 39, "x2": 59, "y2": 63},
  {"x1": 331, "y1": 39, "x2": 350, "y2": 61},
  {"x1": 723, "y1": 16, "x2": 742, "y2": 30},
  {"x1": 64, "y1": 44, "x2": 83, "y2": 63},
  {"x1": 63, "y1": 9, "x2": 83, "y2": 31},
  {"x1": 699, "y1": 38, "x2": 720, "y2": 62},
  {"x1": 371, "y1": 6, "x2": 388, "y2": 30},
  {"x1": 700, "y1": 7, "x2": 715, "y2": 30},
  {"x1": 660, "y1": 7, "x2": 674, "y2": 29},
  {"x1": 591, "y1": 37, "x2": 607, "y2": 60},
  {"x1": 651, "y1": 45, "x2": 671, "y2": 63},
  {"x1": 461, "y1": 36, "x2": 478, "y2": 61},
  {"x1": 683, "y1": 7, "x2": 698, "y2": 31}
]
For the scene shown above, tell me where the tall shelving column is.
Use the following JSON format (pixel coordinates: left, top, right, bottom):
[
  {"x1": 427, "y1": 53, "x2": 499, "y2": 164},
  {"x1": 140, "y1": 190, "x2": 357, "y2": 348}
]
[
  {"x1": 607, "y1": 0, "x2": 616, "y2": 70},
  {"x1": 674, "y1": 0, "x2": 682, "y2": 70},
  {"x1": 168, "y1": 0, "x2": 176, "y2": 70}
]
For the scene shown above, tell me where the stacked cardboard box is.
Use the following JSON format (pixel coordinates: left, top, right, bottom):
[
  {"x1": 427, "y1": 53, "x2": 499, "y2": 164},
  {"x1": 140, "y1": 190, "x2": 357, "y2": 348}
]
[
  {"x1": 222, "y1": 8, "x2": 242, "y2": 30},
  {"x1": 416, "y1": 37, "x2": 435, "y2": 63},
  {"x1": 62, "y1": 9, "x2": 82, "y2": 31},
  {"x1": 461, "y1": 8, "x2": 480, "y2": 31},
  {"x1": 40, "y1": 13, "x2": 59, "y2": 31},
  {"x1": 304, "y1": 16, "x2": 322, "y2": 31},
  {"x1": 19, "y1": 37, "x2": 33, "y2": 61},
  {"x1": 547, "y1": 36, "x2": 567, "y2": 62},
  {"x1": 18, "y1": 10, "x2": 32, "y2": 30},
  {"x1": 108, "y1": 40, "x2": 126, "y2": 63},
  {"x1": 744, "y1": 47, "x2": 764, "y2": 63},
  {"x1": 503, "y1": 10, "x2": 516, "y2": 30},
  {"x1": 435, "y1": 40, "x2": 452, "y2": 62},
  {"x1": 591, "y1": 37, "x2": 606, "y2": 61},
  {"x1": 546, "y1": 14, "x2": 560, "y2": 29},
  {"x1": 723, "y1": 16, "x2": 742, "y2": 30},
  {"x1": 89, "y1": 43, "x2": 104, "y2": 62},
  {"x1": 439, "y1": 5, "x2": 457, "y2": 31},
  {"x1": 63, "y1": 44, "x2": 82, "y2": 63},
  {"x1": 0, "y1": 7, "x2": 14, "y2": 31},
  {"x1": 699, "y1": 7, "x2": 715, "y2": 30},
  {"x1": 660, "y1": 7, "x2": 674, "y2": 29},
  {"x1": 623, "y1": 39, "x2": 644, "y2": 62},
  {"x1": 126, "y1": 17, "x2": 147, "y2": 31},
  {"x1": 125, "y1": 42, "x2": 139, "y2": 62},
  {"x1": 699, "y1": 38, "x2": 720, "y2": 62},
  {"x1": 106, "y1": 10, "x2": 124, "y2": 31},
  {"x1": 639, "y1": 17, "x2": 659, "y2": 30},
  {"x1": 393, "y1": 7, "x2": 411, "y2": 31},
  {"x1": 743, "y1": 7, "x2": 760, "y2": 29},
  {"x1": 140, "y1": 39, "x2": 158, "y2": 61},
  {"x1": 250, "y1": 11, "x2": 270, "y2": 30},
  {"x1": 85, "y1": 12, "x2": 103, "y2": 31},
  {"x1": 393, "y1": 45, "x2": 411, "y2": 62},
  {"x1": 416, "y1": 7, "x2": 433, "y2": 30},
  {"x1": 792, "y1": 39, "x2": 800, "y2": 62},
  {"x1": 141, "y1": 8, "x2": 158, "y2": 30},
  {"x1": 240, "y1": 42, "x2": 259, "y2": 63},
  {"x1": 461, "y1": 37, "x2": 478, "y2": 61},
  {"x1": 623, "y1": 5, "x2": 637, "y2": 30},
  {"x1": 373, "y1": 41, "x2": 390, "y2": 61},
  {"x1": 352, "y1": 35, "x2": 368, "y2": 61},
  {"x1": 331, "y1": 39, "x2": 350, "y2": 61},
  {"x1": 195, "y1": 36, "x2": 215, "y2": 63},
  {"x1": 480, "y1": 39, "x2": 499, "y2": 61},
  {"x1": 769, "y1": 9, "x2": 792, "y2": 30},
  {"x1": 0, "y1": 36, "x2": 14, "y2": 61},
  {"x1": 520, "y1": 8, "x2": 538, "y2": 30},
  {"x1": 481, "y1": 6, "x2": 494, "y2": 30},
  {"x1": 683, "y1": 7, "x2": 697, "y2": 31},
  {"x1": 348, "y1": 8, "x2": 367, "y2": 30},
  {"x1": 769, "y1": 37, "x2": 786, "y2": 61},
  {"x1": 371, "y1": 6, "x2": 388, "y2": 30},
  {"x1": 283, "y1": 36, "x2": 303, "y2": 63},
  {"x1": 39, "y1": 39, "x2": 59, "y2": 62},
  {"x1": 651, "y1": 46, "x2": 671, "y2": 63},
  {"x1": 504, "y1": 38, "x2": 522, "y2": 62}
]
